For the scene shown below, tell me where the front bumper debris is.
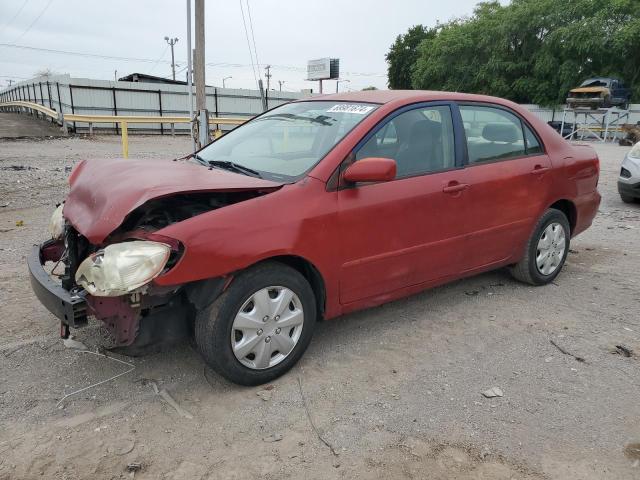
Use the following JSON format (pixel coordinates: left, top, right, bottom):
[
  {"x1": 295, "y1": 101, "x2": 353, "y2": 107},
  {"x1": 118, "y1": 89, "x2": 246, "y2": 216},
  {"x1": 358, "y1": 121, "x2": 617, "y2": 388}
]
[{"x1": 27, "y1": 241, "x2": 87, "y2": 327}]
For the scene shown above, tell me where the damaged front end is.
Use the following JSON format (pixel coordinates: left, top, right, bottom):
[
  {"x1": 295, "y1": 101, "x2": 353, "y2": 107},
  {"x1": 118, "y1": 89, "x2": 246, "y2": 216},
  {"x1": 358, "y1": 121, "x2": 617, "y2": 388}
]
[
  {"x1": 29, "y1": 187, "x2": 271, "y2": 353},
  {"x1": 28, "y1": 224, "x2": 195, "y2": 352}
]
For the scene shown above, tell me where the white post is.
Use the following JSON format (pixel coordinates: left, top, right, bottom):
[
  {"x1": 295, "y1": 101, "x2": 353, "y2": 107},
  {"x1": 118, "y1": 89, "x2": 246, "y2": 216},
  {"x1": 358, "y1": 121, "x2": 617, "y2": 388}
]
[{"x1": 186, "y1": 0, "x2": 195, "y2": 151}]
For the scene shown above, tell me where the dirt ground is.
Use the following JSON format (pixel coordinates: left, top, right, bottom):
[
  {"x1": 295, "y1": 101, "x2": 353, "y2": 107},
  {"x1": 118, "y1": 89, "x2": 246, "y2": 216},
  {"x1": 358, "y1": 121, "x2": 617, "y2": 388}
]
[
  {"x1": 0, "y1": 112, "x2": 65, "y2": 139},
  {"x1": 1, "y1": 131, "x2": 639, "y2": 480}
]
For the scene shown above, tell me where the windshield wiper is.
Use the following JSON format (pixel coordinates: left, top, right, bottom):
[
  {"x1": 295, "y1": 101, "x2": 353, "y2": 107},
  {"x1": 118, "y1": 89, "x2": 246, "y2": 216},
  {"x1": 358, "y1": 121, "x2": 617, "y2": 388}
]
[
  {"x1": 260, "y1": 113, "x2": 333, "y2": 126},
  {"x1": 207, "y1": 160, "x2": 262, "y2": 178},
  {"x1": 191, "y1": 153, "x2": 209, "y2": 167}
]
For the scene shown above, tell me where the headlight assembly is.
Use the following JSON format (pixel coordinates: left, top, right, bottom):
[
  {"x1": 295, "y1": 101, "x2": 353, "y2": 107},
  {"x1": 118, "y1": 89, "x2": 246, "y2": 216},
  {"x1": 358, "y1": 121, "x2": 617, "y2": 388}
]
[
  {"x1": 75, "y1": 241, "x2": 171, "y2": 297},
  {"x1": 49, "y1": 203, "x2": 65, "y2": 240},
  {"x1": 628, "y1": 142, "x2": 640, "y2": 160}
]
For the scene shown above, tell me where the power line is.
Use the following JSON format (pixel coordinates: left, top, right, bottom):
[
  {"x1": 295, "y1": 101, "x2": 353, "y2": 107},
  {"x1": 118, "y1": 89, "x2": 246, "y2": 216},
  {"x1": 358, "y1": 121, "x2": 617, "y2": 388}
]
[
  {"x1": 13, "y1": 0, "x2": 54, "y2": 43},
  {"x1": 0, "y1": 43, "x2": 176, "y2": 64},
  {"x1": 163, "y1": 64, "x2": 187, "y2": 79},
  {"x1": 246, "y1": 0, "x2": 260, "y2": 70},
  {"x1": 238, "y1": 0, "x2": 259, "y2": 89},
  {"x1": 0, "y1": 42, "x2": 388, "y2": 79},
  {"x1": 148, "y1": 43, "x2": 170, "y2": 74},
  {"x1": 0, "y1": 0, "x2": 30, "y2": 37}
]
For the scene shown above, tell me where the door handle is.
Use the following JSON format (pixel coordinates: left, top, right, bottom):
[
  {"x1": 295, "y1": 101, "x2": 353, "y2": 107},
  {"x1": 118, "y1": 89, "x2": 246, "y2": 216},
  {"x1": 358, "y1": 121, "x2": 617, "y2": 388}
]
[
  {"x1": 442, "y1": 182, "x2": 469, "y2": 194},
  {"x1": 531, "y1": 165, "x2": 550, "y2": 175}
]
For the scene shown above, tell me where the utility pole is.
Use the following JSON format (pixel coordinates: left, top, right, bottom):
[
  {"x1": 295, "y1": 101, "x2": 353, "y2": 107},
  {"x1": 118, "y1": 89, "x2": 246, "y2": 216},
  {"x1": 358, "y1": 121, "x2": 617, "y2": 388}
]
[
  {"x1": 264, "y1": 65, "x2": 272, "y2": 91},
  {"x1": 164, "y1": 36, "x2": 179, "y2": 80},
  {"x1": 278, "y1": 80, "x2": 285, "y2": 91},
  {"x1": 114, "y1": 70, "x2": 117, "y2": 81},
  {"x1": 194, "y1": 0, "x2": 208, "y2": 148},
  {"x1": 186, "y1": 0, "x2": 195, "y2": 151},
  {"x1": 7, "y1": 79, "x2": 14, "y2": 86},
  {"x1": 222, "y1": 76, "x2": 232, "y2": 88}
]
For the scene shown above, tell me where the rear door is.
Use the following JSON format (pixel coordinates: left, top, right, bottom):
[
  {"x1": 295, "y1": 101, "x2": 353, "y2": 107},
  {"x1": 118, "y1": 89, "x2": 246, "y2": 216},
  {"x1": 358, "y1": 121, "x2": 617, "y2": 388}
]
[
  {"x1": 457, "y1": 104, "x2": 553, "y2": 270},
  {"x1": 337, "y1": 103, "x2": 471, "y2": 304}
]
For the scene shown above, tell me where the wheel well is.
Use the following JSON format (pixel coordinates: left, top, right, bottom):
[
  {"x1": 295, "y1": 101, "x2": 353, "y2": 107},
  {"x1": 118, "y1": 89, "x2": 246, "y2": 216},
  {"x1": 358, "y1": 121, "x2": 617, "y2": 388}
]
[
  {"x1": 549, "y1": 199, "x2": 577, "y2": 233},
  {"x1": 264, "y1": 255, "x2": 326, "y2": 320}
]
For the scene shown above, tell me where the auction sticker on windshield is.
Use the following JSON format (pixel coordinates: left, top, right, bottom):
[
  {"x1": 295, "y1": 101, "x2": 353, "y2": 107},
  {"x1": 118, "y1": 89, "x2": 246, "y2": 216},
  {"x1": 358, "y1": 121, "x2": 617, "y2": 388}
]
[{"x1": 327, "y1": 104, "x2": 375, "y2": 114}]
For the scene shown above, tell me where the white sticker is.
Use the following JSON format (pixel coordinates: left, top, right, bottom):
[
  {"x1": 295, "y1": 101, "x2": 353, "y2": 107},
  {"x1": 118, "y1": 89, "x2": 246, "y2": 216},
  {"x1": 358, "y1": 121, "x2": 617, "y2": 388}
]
[{"x1": 327, "y1": 104, "x2": 375, "y2": 115}]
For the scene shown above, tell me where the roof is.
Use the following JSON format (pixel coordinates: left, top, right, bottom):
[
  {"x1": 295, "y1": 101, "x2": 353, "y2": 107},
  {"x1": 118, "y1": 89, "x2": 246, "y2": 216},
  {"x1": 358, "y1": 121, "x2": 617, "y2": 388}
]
[
  {"x1": 118, "y1": 73, "x2": 187, "y2": 85},
  {"x1": 307, "y1": 89, "x2": 520, "y2": 108},
  {"x1": 582, "y1": 77, "x2": 616, "y2": 82}
]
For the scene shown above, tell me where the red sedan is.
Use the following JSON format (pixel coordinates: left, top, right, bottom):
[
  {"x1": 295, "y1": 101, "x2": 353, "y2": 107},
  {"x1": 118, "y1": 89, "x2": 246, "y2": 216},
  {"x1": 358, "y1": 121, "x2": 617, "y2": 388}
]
[{"x1": 29, "y1": 90, "x2": 600, "y2": 385}]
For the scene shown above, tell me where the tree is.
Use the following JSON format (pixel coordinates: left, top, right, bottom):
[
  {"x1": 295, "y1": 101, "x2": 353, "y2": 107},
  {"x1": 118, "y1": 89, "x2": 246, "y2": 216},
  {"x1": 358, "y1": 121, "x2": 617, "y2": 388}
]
[
  {"x1": 34, "y1": 68, "x2": 58, "y2": 79},
  {"x1": 385, "y1": 25, "x2": 435, "y2": 89},
  {"x1": 388, "y1": 0, "x2": 640, "y2": 105}
]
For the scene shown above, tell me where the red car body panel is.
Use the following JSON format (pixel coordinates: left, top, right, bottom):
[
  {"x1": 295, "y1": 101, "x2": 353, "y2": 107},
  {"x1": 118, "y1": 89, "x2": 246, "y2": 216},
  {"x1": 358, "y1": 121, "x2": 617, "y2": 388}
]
[
  {"x1": 64, "y1": 158, "x2": 282, "y2": 244},
  {"x1": 61, "y1": 90, "x2": 601, "y2": 325}
]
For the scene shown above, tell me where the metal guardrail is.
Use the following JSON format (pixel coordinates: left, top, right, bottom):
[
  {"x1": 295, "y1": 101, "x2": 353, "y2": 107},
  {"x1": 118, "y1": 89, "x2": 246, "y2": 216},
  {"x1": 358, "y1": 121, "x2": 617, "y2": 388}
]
[{"x1": 0, "y1": 100, "x2": 248, "y2": 158}]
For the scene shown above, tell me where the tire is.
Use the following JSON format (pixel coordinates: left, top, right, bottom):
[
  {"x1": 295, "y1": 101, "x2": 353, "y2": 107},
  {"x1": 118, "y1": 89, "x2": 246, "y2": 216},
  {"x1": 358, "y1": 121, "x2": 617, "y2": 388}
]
[
  {"x1": 509, "y1": 209, "x2": 570, "y2": 286},
  {"x1": 620, "y1": 193, "x2": 636, "y2": 204},
  {"x1": 195, "y1": 261, "x2": 316, "y2": 386}
]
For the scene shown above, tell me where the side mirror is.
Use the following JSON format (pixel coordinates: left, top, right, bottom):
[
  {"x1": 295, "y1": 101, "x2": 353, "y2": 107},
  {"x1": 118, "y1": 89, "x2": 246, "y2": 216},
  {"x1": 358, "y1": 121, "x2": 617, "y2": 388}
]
[{"x1": 343, "y1": 157, "x2": 397, "y2": 184}]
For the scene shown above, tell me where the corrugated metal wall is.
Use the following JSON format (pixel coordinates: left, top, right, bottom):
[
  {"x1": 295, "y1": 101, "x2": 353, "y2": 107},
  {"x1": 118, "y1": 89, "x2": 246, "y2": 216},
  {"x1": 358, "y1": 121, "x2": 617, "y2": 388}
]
[
  {"x1": 1, "y1": 76, "x2": 639, "y2": 136},
  {"x1": 0, "y1": 74, "x2": 308, "y2": 134}
]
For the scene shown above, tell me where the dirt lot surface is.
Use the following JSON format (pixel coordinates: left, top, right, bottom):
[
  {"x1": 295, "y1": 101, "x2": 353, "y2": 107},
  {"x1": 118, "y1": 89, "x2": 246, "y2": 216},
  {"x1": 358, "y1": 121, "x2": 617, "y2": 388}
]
[
  {"x1": 0, "y1": 112, "x2": 66, "y2": 139},
  {"x1": 1, "y1": 135, "x2": 639, "y2": 479}
]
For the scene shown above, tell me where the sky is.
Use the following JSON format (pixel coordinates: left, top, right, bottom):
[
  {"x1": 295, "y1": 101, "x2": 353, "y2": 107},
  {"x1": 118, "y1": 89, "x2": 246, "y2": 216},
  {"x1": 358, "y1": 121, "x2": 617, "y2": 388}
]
[{"x1": 0, "y1": 0, "x2": 489, "y2": 92}]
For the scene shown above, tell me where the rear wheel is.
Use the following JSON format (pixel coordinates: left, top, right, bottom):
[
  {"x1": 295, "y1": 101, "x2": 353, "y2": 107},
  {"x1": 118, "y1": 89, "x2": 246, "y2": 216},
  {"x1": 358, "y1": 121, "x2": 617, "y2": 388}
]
[
  {"x1": 509, "y1": 209, "x2": 570, "y2": 285},
  {"x1": 195, "y1": 262, "x2": 316, "y2": 386}
]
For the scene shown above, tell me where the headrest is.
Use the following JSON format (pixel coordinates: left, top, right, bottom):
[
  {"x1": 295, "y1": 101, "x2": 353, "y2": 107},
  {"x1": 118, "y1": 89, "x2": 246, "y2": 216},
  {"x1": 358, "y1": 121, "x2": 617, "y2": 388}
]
[
  {"x1": 482, "y1": 123, "x2": 519, "y2": 143},
  {"x1": 409, "y1": 119, "x2": 441, "y2": 143}
]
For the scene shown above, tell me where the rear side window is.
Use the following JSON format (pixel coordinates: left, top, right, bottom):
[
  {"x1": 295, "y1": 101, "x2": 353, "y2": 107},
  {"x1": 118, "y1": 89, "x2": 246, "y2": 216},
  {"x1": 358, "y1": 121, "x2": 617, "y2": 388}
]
[{"x1": 460, "y1": 105, "x2": 526, "y2": 164}]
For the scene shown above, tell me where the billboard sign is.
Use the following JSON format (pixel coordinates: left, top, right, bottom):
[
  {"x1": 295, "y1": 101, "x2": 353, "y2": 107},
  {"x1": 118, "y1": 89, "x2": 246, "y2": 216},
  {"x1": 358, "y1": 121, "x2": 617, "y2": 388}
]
[{"x1": 307, "y1": 58, "x2": 339, "y2": 80}]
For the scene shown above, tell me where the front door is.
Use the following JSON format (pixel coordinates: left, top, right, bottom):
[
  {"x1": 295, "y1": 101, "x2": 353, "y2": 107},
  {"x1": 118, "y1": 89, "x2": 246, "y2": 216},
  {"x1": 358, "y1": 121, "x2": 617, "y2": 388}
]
[{"x1": 337, "y1": 104, "x2": 470, "y2": 304}]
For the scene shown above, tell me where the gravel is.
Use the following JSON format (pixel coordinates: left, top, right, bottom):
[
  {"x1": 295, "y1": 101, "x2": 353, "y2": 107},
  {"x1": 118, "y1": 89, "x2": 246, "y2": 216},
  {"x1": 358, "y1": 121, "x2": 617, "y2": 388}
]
[{"x1": 0, "y1": 135, "x2": 639, "y2": 479}]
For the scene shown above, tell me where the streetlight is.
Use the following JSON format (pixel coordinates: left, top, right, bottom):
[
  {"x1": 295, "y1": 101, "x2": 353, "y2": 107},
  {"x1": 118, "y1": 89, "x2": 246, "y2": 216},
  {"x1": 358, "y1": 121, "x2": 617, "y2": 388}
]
[
  {"x1": 222, "y1": 76, "x2": 232, "y2": 88},
  {"x1": 336, "y1": 79, "x2": 350, "y2": 93},
  {"x1": 164, "y1": 36, "x2": 179, "y2": 80},
  {"x1": 278, "y1": 80, "x2": 285, "y2": 91}
]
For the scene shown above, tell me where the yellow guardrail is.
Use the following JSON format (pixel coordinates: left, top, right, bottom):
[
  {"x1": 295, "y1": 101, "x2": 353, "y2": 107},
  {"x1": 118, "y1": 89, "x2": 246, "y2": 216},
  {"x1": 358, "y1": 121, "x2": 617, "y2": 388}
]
[
  {"x1": 0, "y1": 101, "x2": 248, "y2": 158},
  {"x1": 1, "y1": 100, "x2": 60, "y2": 119}
]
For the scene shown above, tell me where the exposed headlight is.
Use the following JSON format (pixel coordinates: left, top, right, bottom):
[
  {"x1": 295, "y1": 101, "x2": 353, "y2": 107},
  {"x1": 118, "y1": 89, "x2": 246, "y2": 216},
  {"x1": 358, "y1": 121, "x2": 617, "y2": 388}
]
[
  {"x1": 628, "y1": 142, "x2": 640, "y2": 160},
  {"x1": 49, "y1": 203, "x2": 65, "y2": 240},
  {"x1": 75, "y1": 241, "x2": 171, "y2": 297}
]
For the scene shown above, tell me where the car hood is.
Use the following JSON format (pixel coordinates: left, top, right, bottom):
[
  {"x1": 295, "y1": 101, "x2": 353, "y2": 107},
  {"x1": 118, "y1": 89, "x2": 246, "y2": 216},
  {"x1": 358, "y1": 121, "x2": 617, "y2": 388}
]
[{"x1": 63, "y1": 158, "x2": 283, "y2": 244}]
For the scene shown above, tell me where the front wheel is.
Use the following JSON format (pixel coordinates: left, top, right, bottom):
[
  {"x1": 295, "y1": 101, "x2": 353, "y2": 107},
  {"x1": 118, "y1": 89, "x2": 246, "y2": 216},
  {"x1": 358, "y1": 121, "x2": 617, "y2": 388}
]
[
  {"x1": 509, "y1": 209, "x2": 570, "y2": 285},
  {"x1": 195, "y1": 262, "x2": 316, "y2": 386}
]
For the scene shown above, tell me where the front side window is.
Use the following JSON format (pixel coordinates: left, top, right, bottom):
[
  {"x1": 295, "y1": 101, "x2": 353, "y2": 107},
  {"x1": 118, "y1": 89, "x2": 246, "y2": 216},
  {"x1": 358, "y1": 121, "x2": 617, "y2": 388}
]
[
  {"x1": 355, "y1": 105, "x2": 456, "y2": 178},
  {"x1": 197, "y1": 101, "x2": 378, "y2": 181},
  {"x1": 460, "y1": 105, "x2": 527, "y2": 164}
]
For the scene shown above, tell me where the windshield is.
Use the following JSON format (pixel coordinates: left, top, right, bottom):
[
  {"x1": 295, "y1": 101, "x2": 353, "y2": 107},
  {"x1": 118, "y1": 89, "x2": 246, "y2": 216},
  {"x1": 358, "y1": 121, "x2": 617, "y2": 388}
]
[
  {"x1": 580, "y1": 78, "x2": 609, "y2": 87},
  {"x1": 197, "y1": 101, "x2": 379, "y2": 181}
]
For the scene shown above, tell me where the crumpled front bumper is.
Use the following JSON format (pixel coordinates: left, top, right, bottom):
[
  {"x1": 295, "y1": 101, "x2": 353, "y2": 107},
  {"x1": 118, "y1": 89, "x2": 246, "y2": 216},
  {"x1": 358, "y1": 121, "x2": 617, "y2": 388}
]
[{"x1": 27, "y1": 240, "x2": 88, "y2": 328}]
